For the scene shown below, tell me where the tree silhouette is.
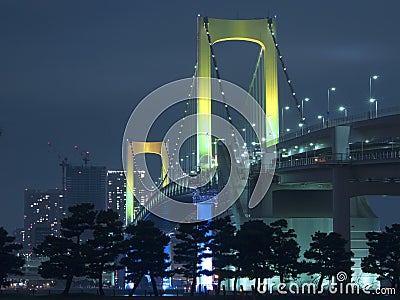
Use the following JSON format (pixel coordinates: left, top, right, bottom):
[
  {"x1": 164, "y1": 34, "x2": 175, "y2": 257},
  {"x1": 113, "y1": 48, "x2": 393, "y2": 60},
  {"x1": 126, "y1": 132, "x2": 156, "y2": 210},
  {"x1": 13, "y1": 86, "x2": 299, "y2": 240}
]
[
  {"x1": 0, "y1": 227, "x2": 24, "y2": 288},
  {"x1": 304, "y1": 231, "x2": 354, "y2": 290},
  {"x1": 60, "y1": 203, "x2": 96, "y2": 243},
  {"x1": 207, "y1": 216, "x2": 238, "y2": 295},
  {"x1": 362, "y1": 224, "x2": 400, "y2": 289},
  {"x1": 35, "y1": 203, "x2": 96, "y2": 294},
  {"x1": 235, "y1": 220, "x2": 275, "y2": 292},
  {"x1": 35, "y1": 236, "x2": 81, "y2": 294},
  {"x1": 83, "y1": 209, "x2": 124, "y2": 295},
  {"x1": 269, "y1": 219, "x2": 301, "y2": 283},
  {"x1": 173, "y1": 221, "x2": 210, "y2": 296},
  {"x1": 121, "y1": 220, "x2": 170, "y2": 296}
]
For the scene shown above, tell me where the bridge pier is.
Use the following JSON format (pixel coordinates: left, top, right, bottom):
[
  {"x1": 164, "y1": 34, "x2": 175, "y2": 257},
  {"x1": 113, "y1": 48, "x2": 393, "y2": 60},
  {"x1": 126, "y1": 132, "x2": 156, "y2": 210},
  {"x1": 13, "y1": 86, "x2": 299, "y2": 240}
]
[{"x1": 332, "y1": 166, "x2": 351, "y2": 251}]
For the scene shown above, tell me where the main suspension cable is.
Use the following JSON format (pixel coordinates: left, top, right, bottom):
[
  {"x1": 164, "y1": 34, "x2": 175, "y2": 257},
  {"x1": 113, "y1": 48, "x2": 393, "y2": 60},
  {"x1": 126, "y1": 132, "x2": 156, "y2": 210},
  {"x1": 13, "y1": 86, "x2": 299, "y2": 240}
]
[
  {"x1": 132, "y1": 64, "x2": 198, "y2": 193},
  {"x1": 267, "y1": 18, "x2": 304, "y2": 124}
]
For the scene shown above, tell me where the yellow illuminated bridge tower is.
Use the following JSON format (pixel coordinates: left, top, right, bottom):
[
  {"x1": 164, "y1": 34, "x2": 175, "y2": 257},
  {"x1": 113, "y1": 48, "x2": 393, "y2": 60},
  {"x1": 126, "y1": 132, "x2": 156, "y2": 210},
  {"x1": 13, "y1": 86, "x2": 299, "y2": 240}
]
[{"x1": 196, "y1": 16, "x2": 278, "y2": 168}]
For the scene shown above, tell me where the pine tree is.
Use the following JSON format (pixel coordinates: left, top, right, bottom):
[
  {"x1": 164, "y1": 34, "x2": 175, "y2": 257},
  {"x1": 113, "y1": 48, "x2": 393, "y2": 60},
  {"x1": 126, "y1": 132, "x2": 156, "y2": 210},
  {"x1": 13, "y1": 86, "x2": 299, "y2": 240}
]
[
  {"x1": 207, "y1": 216, "x2": 238, "y2": 295},
  {"x1": 362, "y1": 224, "x2": 400, "y2": 289},
  {"x1": 0, "y1": 227, "x2": 24, "y2": 288},
  {"x1": 83, "y1": 209, "x2": 124, "y2": 295},
  {"x1": 235, "y1": 220, "x2": 275, "y2": 292},
  {"x1": 304, "y1": 231, "x2": 354, "y2": 290},
  {"x1": 121, "y1": 220, "x2": 170, "y2": 296},
  {"x1": 35, "y1": 203, "x2": 96, "y2": 294},
  {"x1": 35, "y1": 236, "x2": 81, "y2": 294},
  {"x1": 269, "y1": 219, "x2": 301, "y2": 283},
  {"x1": 173, "y1": 221, "x2": 210, "y2": 296}
]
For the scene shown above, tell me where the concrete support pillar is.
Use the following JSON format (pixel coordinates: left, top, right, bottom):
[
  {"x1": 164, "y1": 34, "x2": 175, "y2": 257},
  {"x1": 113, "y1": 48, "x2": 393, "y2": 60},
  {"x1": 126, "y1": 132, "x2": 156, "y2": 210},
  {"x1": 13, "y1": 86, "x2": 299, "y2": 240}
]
[
  {"x1": 332, "y1": 166, "x2": 351, "y2": 251},
  {"x1": 332, "y1": 126, "x2": 350, "y2": 160}
]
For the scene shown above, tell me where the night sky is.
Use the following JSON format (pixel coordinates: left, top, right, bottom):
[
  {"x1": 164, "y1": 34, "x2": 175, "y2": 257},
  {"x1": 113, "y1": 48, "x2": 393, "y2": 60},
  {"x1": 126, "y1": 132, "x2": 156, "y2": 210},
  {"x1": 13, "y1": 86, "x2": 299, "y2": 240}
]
[{"x1": 1, "y1": 0, "x2": 400, "y2": 232}]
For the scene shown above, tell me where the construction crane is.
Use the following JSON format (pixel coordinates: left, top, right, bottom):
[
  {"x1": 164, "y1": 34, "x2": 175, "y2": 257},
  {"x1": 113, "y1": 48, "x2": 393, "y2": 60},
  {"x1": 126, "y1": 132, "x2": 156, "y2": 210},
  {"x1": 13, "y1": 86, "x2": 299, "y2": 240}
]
[
  {"x1": 73, "y1": 145, "x2": 91, "y2": 166},
  {"x1": 47, "y1": 141, "x2": 69, "y2": 191}
]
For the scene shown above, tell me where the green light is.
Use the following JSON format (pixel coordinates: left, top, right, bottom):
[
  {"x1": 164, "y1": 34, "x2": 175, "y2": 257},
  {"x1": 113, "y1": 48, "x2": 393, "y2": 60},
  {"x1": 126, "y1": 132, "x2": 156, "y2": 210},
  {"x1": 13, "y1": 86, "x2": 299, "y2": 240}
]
[{"x1": 197, "y1": 17, "x2": 279, "y2": 163}]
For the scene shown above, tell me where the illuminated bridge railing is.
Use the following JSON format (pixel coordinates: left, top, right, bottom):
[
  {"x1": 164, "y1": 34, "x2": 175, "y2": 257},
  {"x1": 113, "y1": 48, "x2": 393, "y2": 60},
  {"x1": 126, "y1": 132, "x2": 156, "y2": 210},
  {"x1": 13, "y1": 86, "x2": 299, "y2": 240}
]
[
  {"x1": 134, "y1": 176, "x2": 193, "y2": 223},
  {"x1": 350, "y1": 150, "x2": 400, "y2": 161},
  {"x1": 276, "y1": 150, "x2": 400, "y2": 169},
  {"x1": 279, "y1": 105, "x2": 400, "y2": 143},
  {"x1": 134, "y1": 172, "x2": 219, "y2": 223}
]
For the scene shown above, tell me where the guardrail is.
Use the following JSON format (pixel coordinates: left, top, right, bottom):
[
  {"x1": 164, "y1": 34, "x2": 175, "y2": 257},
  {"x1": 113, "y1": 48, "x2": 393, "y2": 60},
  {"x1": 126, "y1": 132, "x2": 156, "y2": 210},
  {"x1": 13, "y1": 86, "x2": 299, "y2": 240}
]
[
  {"x1": 276, "y1": 156, "x2": 338, "y2": 169},
  {"x1": 350, "y1": 150, "x2": 400, "y2": 161},
  {"x1": 279, "y1": 105, "x2": 400, "y2": 143},
  {"x1": 276, "y1": 150, "x2": 400, "y2": 169}
]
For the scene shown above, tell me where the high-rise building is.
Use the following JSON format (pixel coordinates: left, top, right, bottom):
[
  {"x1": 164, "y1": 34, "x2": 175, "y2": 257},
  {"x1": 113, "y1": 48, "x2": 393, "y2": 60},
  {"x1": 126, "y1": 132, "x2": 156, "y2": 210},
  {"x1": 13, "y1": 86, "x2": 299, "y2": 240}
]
[
  {"x1": 107, "y1": 170, "x2": 126, "y2": 225},
  {"x1": 65, "y1": 165, "x2": 107, "y2": 210},
  {"x1": 24, "y1": 189, "x2": 66, "y2": 252}
]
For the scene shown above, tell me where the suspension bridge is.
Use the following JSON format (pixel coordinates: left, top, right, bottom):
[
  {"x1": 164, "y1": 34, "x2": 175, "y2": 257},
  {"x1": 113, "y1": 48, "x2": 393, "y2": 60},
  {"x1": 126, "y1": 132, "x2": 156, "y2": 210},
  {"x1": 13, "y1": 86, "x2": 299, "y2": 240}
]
[{"x1": 124, "y1": 15, "x2": 400, "y2": 285}]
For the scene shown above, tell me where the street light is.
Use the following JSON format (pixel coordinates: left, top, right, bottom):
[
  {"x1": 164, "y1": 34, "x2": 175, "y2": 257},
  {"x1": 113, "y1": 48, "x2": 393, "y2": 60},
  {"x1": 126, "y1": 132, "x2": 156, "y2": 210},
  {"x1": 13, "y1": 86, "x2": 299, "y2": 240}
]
[
  {"x1": 242, "y1": 128, "x2": 247, "y2": 147},
  {"x1": 301, "y1": 98, "x2": 310, "y2": 121},
  {"x1": 298, "y1": 122, "x2": 304, "y2": 135},
  {"x1": 327, "y1": 87, "x2": 336, "y2": 121},
  {"x1": 317, "y1": 115, "x2": 325, "y2": 126},
  {"x1": 369, "y1": 75, "x2": 379, "y2": 118},
  {"x1": 369, "y1": 98, "x2": 378, "y2": 118},
  {"x1": 339, "y1": 106, "x2": 348, "y2": 117},
  {"x1": 369, "y1": 75, "x2": 379, "y2": 100},
  {"x1": 281, "y1": 106, "x2": 289, "y2": 133}
]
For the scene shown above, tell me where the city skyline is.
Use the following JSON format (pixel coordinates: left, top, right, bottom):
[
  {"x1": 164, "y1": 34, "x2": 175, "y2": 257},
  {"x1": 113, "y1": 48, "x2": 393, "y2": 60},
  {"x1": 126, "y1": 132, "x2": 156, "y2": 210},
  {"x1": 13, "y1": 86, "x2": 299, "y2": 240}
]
[{"x1": 2, "y1": 0, "x2": 400, "y2": 231}]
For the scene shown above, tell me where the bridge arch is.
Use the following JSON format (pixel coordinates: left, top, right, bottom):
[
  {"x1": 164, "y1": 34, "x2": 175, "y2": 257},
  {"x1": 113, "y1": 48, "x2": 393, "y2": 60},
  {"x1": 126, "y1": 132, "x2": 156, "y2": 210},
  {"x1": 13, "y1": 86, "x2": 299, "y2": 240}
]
[
  {"x1": 197, "y1": 16, "x2": 279, "y2": 168},
  {"x1": 126, "y1": 141, "x2": 169, "y2": 224}
]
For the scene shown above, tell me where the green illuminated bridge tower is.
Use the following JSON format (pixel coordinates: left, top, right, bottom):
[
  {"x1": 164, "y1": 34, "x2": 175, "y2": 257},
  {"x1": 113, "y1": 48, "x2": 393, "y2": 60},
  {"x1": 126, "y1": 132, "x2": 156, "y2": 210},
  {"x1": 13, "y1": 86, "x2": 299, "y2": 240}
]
[{"x1": 196, "y1": 16, "x2": 279, "y2": 169}]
